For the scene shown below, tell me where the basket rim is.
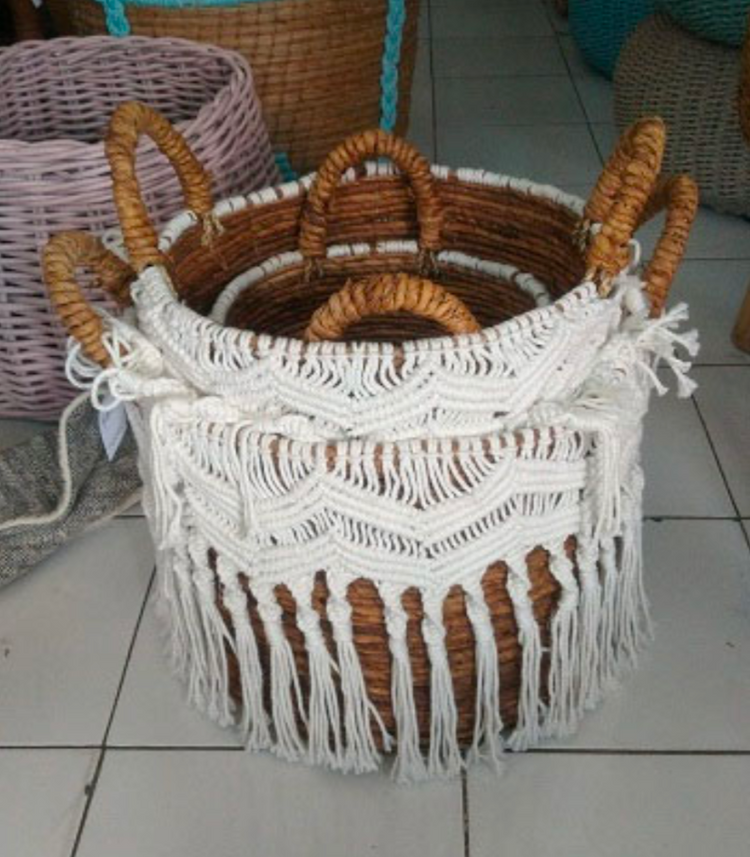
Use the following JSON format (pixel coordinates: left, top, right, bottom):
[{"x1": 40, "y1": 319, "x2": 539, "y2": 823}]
[
  {"x1": 130, "y1": 161, "x2": 601, "y2": 360},
  {"x1": 0, "y1": 35, "x2": 252, "y2": 155}
]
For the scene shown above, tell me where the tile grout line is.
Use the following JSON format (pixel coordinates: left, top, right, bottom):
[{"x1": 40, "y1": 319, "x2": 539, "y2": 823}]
[
  {"x1": 68, "y1": 565, "x2": 157, "y2": 857},
  {"x1": 541, "y1": 0, "x2": 606, "y2": 167},
  {"x1": 689, "y1": 395, "x2": 750, "y2": 554},
  {"x1": 427, "y1": 0, "x2": 438, "y2": 161},
  {"x1": 461, "y1": 769, "x2": 471, "y2": 857}
]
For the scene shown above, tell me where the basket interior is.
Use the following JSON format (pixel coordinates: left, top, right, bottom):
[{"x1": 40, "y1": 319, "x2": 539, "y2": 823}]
[
  {"x1": 0, "y1": 39, "x2": 235, "y2": 144},
  {"x1": 167, "y1": 171, "x2": 589, "y2": 344}
]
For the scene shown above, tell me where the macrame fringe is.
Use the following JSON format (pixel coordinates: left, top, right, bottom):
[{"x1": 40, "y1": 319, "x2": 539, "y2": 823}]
[
  {"x1": 254, "y1": 582, "x2": 309, "y2": 762},
  {"x1": 544, "y1": 542, "x2": 580, "y2": 737},
  {"x1": 382, "y1": 586, "x2": 428, "y2": 783},
  {"x1": 464, "y1": 581, "x2": 505, "y2": 771},
  {"x1": 422, "y1": 597, "x2": 463, "y2": 779},
  {"x1": 151, "y1": 520, "x2": 654, "y2": 783},
  {"x1": 326, "y1": 575, "x2": 390, "y2": 773}
]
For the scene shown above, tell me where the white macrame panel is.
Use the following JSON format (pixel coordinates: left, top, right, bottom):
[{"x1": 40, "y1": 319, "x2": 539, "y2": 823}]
[
  {"x1": 133, "y1": 402, "x2": 652, "y2": 781},
  {"x1": 132, "y1": 267, "x2": 620, "y2": 441}
]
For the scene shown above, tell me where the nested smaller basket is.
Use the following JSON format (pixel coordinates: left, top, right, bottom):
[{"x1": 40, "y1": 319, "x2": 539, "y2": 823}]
[
  {"x1": 0, "y1": 36, "x2": 277, "y2": 419},
  {"x1": 44, "y1": 104, "x2": 699, "y2": 781}
]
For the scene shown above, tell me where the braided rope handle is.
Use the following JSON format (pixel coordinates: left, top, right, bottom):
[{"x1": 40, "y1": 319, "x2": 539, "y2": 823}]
[
  {"x1": 303, "y1": 273, "x2": 481, "y2": 342},
  {"x1": 298, "y1": 130, "x2": 443, "y2": 263},
  {"x1": 584, "y1": 117, "x2": 698, "y2": 314},
  {"x1": 106, "y1": 101, "x2": 214, "y2": 273},
  {"x1": 43, "y1": 232, "x2": 134, "y2": 368}
]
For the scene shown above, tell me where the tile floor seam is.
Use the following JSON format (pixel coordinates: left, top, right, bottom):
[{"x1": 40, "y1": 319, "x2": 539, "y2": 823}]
[
  {"x1": 69, "y1": 748, "x2": 107, "y2": 857},
  {"x1": 689, "y1": 396, "x2": 750, "y2": 554},
  {"x1": 461, "y1": 770, "x2": 471, "y2": 857},
  {"x1": 548, "y1": 14, "x2": 604, "y2": 165},
  {"x1": 67, "y1": 568, "x2": 156, "y2": 856},
  {"x1": 101, "y1": 567, "x2": 157, "y2": 747}
]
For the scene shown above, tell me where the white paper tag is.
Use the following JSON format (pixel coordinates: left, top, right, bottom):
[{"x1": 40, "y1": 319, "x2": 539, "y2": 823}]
[{"x1": 98, "y1": 403, "x2": 128, "y2": 461}]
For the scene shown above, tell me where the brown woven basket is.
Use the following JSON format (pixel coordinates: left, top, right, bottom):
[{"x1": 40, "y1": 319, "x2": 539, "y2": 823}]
[
  {"x1": 48, "y1": 0, "x2": 420, "y2": 174},
  {"x1": 44, "y1": 105, "x2": 698, "y2": 759}
]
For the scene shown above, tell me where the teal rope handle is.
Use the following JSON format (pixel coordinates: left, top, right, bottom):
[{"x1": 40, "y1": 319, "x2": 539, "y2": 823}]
[
  {"x1": 102, "y1": 0, "x2": 131, "y2": 35},
  {"x1": 379, "y1": 0, "x2": 407, "y2": 132}
]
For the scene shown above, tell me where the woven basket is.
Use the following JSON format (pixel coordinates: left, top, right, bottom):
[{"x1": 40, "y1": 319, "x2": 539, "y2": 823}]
[
  {"x1": 44, "y1": 104, "x2": 698, "y2": 781},
  {"x1": 46, "y1": 0, "x2": 420, "y2": 174},
  {"x1": 569, "y1": 0, "x2": 656, "y2": 78},
  {"x1": 655, "y1": 0, "x2": 750, "y2": 47},
  {"x1": 615, "y1": 13, "x2": 750, "y2": 216},
  {"x1": 0, "y1": 36, "x2": 277, "y2": 419}
]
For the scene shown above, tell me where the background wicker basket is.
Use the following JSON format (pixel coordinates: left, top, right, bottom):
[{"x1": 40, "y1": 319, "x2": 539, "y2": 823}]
[
  {"x1": 0, "y1": 36, "x2": 277, "y2": 419},
  {"x1": 655, "y1": 0, "x2": 750, "y2": 47},
  {"x1": 569, "y1": 0, "x2": 655, "y2": 78},
  {"x1": 615, "y1": 13, "x2": 750, "y2": 216},
  {"x1": 47, "y1": 0, "x2": 420, "y2": 174}
]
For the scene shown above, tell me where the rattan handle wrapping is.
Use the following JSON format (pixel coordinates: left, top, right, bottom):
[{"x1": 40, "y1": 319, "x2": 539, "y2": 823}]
[
  {"x1": 584, "y1": 117, "x2": 697, "y2": 313},
  {"x1": 43, "y1": 232, "x2": 134, "y2": 367},
  {"x1": 585, "y1": 118, "x2": 665, "y2": 282},
  {"x1": 637, "y1": 175, "x2": 699, "y2": 315},
  {"x1": 299, "y1": 130, "x2": 443, "y2": 262},
  {"x1": 303, "y1": 273, "x2": 481, "y2": 342},
  {"x1": 106, "y1": 101, "x2": 214, "y2": 273}
]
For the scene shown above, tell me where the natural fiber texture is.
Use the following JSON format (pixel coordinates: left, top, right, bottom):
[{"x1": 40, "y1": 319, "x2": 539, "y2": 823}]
[
  {"x1": 44, "y1": 108, "x2": 699, "y2": 781},
  {"x1": 304, "y1": 274, "x2": 482, "y2": 342},
  {"x1": 655, "y1": 0, "x2": 750, "y2": 47},
  {"x1": 615, "y1": 13, "x2": 750, "y2": 216},
  {"x1": 569, "y1": 0, "x2": 655, "y2": 78},
  {"x1": 0, "y1": 36, "x2": 277, "y2": 419},
  {"x1": 0, "y1": 393, "x2": 141, "y2": 589},
  {"x1": 48, "y1": 0, "x2": 420, "y2": 174}
]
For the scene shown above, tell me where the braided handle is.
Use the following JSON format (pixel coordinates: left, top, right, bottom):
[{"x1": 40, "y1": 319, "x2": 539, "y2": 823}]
[
  {"x1": 42, "y1": 232, "x2": 134, "y2": 367},
  {"x1": 637, "y1": 175, "x2": 699, "y2": 316},
  {"x1": 105, "y1": 101, "x2": 213, "y2": 273},
  {"x1": 298, "y1": 130, "x2": 443, "y2": 263},
  {"x1": 303, "y1": 273, "x2": 481, "y2": 342},
  {"x1": 584, "y1": 117, "x2": 666, "y2": 287}
]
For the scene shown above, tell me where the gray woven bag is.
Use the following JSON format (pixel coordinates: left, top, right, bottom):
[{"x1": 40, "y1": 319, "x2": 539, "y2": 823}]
[
  {"x1": 0, "y1": 394, "x2": 141, "y2": 588},
  {"x1": 615, "y1": 13, "x2": 750, "y2": 216}
]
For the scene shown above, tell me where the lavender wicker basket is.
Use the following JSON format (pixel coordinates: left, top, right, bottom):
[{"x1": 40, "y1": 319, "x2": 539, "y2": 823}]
[{"x1": 0, "y1": 35, "x2": 278, "y2": 419}]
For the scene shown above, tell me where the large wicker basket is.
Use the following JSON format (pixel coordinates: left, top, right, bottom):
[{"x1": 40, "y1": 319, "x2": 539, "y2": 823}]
[
  {"x1": 615, "y1": 13, "x2": 750, "y2": 216},
  {"x1": 44, "y1": 104, "x2": 698, "y2": 781},
  {"x1": 0, "y1": 36, "x2": 277, "y2": 419},
  {"x1": 47, "y1": 0, "x2": 420, "y2": 174}
]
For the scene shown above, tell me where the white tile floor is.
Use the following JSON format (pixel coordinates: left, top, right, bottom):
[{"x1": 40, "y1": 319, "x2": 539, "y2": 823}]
[{"x1": 2, "y1": 1, "x2": 750, "y2": 855}]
